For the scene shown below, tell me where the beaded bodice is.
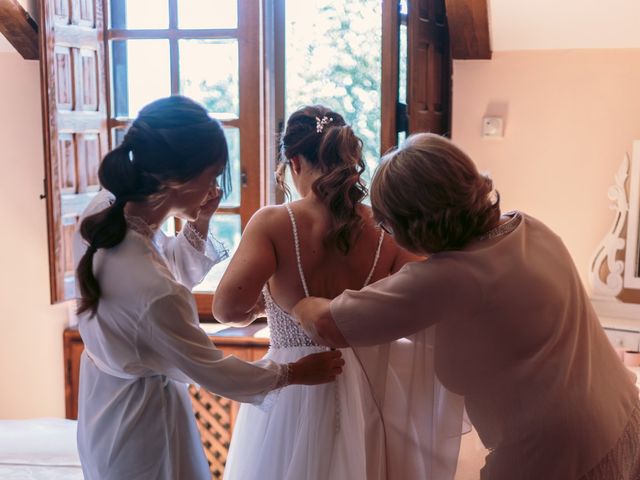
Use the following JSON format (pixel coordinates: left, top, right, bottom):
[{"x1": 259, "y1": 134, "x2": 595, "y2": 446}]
[
  {"x1": 263, "y1": 286, "x2": 320, "y2": 348},
  {"x1": 264, "y1": 203, "x2": 385, "y2": 349}
]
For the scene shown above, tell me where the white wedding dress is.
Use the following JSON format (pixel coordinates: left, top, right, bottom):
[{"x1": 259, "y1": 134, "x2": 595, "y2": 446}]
[{"x1": 223, "y1": 205, "x2": 384, "y2": 480}]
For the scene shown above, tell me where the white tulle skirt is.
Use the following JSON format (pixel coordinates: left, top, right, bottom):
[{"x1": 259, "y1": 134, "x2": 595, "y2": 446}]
[{"x1": 223, "y1": 346, "x2": 370, "y2": 480}]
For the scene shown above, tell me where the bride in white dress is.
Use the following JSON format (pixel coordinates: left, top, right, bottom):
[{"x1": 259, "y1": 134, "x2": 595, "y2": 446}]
[{"x1": 214, "y1": 105, "x2": 421, "y2": 479}]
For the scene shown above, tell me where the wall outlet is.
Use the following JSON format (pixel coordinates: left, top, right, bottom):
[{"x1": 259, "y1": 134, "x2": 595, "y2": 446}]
[{"x1": 482, "y1": 116, "x2": 504, "y2": 138}]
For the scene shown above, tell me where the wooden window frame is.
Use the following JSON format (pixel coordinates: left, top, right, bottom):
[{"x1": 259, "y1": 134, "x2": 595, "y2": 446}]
[
  {"x1": 41, "y1": 0, "x2": 453, "y2": 316},
  {"x1": 101, "y1": 0, "x2": 264, "y2": 318}
]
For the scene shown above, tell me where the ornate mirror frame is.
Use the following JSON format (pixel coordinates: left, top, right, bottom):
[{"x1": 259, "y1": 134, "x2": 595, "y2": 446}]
[
  {"x1": 589, "y1": 140, "x2": 640, "y2": 323},
  {"x1": 624, "y1": 141, "x2": 640, "y2": 289}
]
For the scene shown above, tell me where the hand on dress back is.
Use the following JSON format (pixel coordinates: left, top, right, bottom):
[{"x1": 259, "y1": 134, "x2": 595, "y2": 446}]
[{"x1": 288, "y1": 350, "x2": 345, "y2": 385}]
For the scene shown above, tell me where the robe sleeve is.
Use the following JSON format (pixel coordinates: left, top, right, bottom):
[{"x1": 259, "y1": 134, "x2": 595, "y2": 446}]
[
  {"x1": 138, "y1": 291, "x2": 287, "y2": 405},
  {"x1": 154, "y1": 223, "x2": 229, "y2": 290},
  {"x1": 329, "y1": 259, "x2": 476, "y2": 347}
]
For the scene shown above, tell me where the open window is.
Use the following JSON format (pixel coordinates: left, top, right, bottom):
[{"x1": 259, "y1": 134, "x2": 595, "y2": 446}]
[{"x1": 40, "y1": 0, "x2": 452, "y2": 314}]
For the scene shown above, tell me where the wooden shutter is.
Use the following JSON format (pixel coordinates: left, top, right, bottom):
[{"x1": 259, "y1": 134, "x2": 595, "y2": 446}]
[
  {"x1": 380, "y1": 0, "x2": 400, "y2": 154},
  {"x1": 40, "y1": 0, "x2": 109, "y2": 302},
  {"x1": 407, "y1": 0, "x2": 451, "y2": 136},
  {"x1": 381, "y1": 0, "x2": 451, "y2": 150}
]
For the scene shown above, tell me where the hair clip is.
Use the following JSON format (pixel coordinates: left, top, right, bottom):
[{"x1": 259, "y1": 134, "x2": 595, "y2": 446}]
[{"x1": 315, "y1": 115, "x2": 333, "y2": 133}]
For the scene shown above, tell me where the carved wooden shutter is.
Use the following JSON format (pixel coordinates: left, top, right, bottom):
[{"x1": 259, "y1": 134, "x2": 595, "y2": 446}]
[
  {"x1": 381, "y1": 0, "x2": 451, "y2": 150},
  {"x1": 407, "y1": 0, "x2": 451, "y2": 135},
  {"x1": 40, "y1": 0, "x2": 108, "y2": 302}
]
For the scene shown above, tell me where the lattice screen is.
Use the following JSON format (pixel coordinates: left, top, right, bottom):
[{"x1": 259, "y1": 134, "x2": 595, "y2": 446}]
[{"x1": 189, "y1": 385, "x2": 238, "y2": 478}]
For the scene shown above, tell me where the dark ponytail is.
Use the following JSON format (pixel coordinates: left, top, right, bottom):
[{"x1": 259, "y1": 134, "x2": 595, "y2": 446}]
[
  {"x1": 76, "y1": 147, "x2": 136, "y2": 315},
  {"x1": 76, "y1": 96, "x2": 229, "y2": 316},
  {"x1": 279, "y1": 105, "x2": 367, "y2": 254}
]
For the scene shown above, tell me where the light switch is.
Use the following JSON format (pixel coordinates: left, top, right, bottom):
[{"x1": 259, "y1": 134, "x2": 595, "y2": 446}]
[{"x1": 482, "y1": 116, "x2": 504, "y2": 138}]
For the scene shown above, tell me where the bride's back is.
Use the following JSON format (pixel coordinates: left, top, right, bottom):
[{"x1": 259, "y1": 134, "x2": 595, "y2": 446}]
[
  {"x1": 266, "y1": 198, "x2": 397, "y2": 313},
  {"x1": 254, "y1": 104, "x2": 415, "y2": 314}
]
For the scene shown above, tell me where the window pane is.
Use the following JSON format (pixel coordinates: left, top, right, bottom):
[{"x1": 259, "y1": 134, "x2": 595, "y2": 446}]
[
  {"x1": 113, "y1": 127, "x2": 126, "y2": 148},
  {"x1": 285, "y1": 0, "x2": 382, "y2": 185},
  {"x1": 179, "y1": 40, "x2": 239, "y2": 118},
  {"x1": 178, "y1": 0, "x2": 238, "y2": 29},
  {"x1": 399, "y1": 0, "x2": 408, "y2": 15},
  {"x1": 220, "y1": 127, "x2": 241, "y2": 207},
  {"x1": 161, "y1": 217, "x2": 176, "y2": 236},
  {"x1": 110, "y1": 0, "x2": 169, "y2": 29},
  {"x1": 283, "y1": 167, "x2": 301, "y2": 202},
  {"x1": 194, "y1": 214, "x2": 241, "y2": 292},
  {"x1": 399, "y1": 23, "x2": 408, "y2": 104},
  {"x1": 111, "y1": 40, "x2": 170, "y2": 119}
]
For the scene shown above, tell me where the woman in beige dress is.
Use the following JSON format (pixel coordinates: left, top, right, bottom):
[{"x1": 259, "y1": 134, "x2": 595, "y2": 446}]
[{"x1": 294, "y1": 132, "x2": 640, "y2": 480}]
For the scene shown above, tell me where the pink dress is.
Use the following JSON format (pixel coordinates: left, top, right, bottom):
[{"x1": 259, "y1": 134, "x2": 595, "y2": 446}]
[{"x1": 330, "y1": 212, "x2": 640, "y2": 480}]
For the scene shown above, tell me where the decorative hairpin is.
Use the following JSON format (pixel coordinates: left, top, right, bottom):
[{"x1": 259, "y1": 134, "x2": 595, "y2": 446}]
[{"x1": 315, "y1": 115, "x2": 333, "y2": 133}]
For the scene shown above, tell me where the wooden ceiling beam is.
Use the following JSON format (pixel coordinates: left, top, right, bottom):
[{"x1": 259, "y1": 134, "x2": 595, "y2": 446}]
[
  {"x1": 0, "y1": 0, "x2": 38, "y2": 60},
  {"x1": 445, "y1": 0, "x2": 491, "y2": 59}
]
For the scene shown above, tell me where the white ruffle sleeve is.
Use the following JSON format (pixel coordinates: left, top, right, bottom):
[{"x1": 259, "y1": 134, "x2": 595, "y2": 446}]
[{"x1": 154, "y1": 222, "x2": 229, "y2": 290}]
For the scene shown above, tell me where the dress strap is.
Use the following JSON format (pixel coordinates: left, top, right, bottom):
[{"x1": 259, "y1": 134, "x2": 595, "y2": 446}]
[
  {"x1": 284, "y1": 204, "x2": 310, "y2": 297},
  {"x1": 363, "y1": 229, "x2": 385, "y2": 287}
]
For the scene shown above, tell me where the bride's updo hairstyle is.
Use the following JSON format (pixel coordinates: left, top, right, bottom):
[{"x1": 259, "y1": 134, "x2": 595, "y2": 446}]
[
  {"x1": 371, "y1": 133, "x2": 500, "y2": 254},
  {"x1": 77, "y1": 95, "x2": 229, "y2": 316},
  {"x1": 277, "y1": 105, "x2": 367, "y2": 254}
]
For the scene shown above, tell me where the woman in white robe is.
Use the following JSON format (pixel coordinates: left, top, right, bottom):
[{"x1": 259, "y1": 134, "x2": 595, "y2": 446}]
[
  {"x1": 73, "y1": 96, "x2": 343, "y2": 480},
  {"x1": 294, "y1": 133, "x2": 640, "y2": 480}
]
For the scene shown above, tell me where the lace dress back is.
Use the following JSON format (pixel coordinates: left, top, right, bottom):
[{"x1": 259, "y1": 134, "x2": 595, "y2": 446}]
[{"x1": 264, "y1": 203, "x2": 384, "y2": 349}]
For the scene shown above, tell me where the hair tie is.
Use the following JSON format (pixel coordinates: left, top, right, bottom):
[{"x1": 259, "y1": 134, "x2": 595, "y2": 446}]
[{"x1": 87, "y1": 244, "x2": 97, "y2": 254}]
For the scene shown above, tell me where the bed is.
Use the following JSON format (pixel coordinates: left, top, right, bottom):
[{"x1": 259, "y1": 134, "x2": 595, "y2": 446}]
[{"x1": 0, "y1": 418, "x2": 83, "y2": 479}]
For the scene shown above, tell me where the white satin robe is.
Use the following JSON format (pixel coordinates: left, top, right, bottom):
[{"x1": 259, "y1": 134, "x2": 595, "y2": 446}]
[{"x1": 73, "y1": 191, "x2": 286, "y2": 480}]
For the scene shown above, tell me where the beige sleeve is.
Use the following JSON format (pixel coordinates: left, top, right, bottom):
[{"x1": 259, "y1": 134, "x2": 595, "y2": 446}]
[{"x1": 329, "y1": 260, "x2": 475, "y2": 347}]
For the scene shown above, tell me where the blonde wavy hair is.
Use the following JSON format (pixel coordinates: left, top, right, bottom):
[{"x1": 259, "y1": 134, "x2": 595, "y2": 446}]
[{"x1": 371, "y1": 133, "x2": 500, "y2": 253}]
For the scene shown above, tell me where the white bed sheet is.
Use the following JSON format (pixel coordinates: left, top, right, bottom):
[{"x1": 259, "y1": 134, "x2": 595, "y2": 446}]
[{"x1": 0, "y1": 418, "x2": 83, "y2": 479}]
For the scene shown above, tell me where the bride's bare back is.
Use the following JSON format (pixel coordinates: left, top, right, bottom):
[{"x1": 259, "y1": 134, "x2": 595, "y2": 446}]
[
  {"x1": 214, "y1": 104, "x2": 420, "y2": 326},
  {"x1": 268, "y1": 199, "x2": 395, "y2": 312},
  {"x1": 213, "y1": 198, "x2": 418, "y2": 325}
]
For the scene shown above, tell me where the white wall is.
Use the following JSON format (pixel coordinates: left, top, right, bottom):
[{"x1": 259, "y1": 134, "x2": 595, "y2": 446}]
[{"x1": 0, "y1": 51, "x2": 68, "y2": 418}]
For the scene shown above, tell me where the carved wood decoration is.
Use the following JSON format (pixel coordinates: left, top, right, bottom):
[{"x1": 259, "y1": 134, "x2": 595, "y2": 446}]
[
  {"x1": 63, "y1": 328, "x2": 269, "y2": 478},
  {"x1": 589, "y1": 144, "x2": 640, "y2": 322},
  {"x1": 407, "y1": 0, "x2": 452, "y2": 136},
  {"x1": 0, "y1": 0, "x2": 38, "y2": 60},
  {"x1": 40, "y1": 0, "x2": 108, "y2": 302},
  {"x1": 589, "y1": 154, "x2": 629, "y2": 299},
  {"x1": 444, "y1": 0, "x2": 491, "y2": 59}
]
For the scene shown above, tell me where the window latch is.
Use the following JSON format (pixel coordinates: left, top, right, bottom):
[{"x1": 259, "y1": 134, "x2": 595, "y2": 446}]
[{"x1": 39, "y1": 178, "x2": 47, "y2": 199}]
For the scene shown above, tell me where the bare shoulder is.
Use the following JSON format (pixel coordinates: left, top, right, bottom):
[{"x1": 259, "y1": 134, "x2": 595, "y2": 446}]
[
  {"x1": 247, "y1": 204, "x2": 290, "y2": 228},
  {"x1": 243, "y1": 205, "x2": 294, "y2": 246}
]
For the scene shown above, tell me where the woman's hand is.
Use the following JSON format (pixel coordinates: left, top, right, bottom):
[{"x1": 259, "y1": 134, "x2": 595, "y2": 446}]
[
  {"x1": 293, "y1": 297, "x2": 349, "y2": 348},
  {"x1": 288, "y1": 350, "x2": 345, "y2": 385},
  {"x1": 197, "y1": 186, "x2": 223, "y2": 223},
  {"x1": 188, "y1": 186, "x2": 222, "y2": 239}
]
